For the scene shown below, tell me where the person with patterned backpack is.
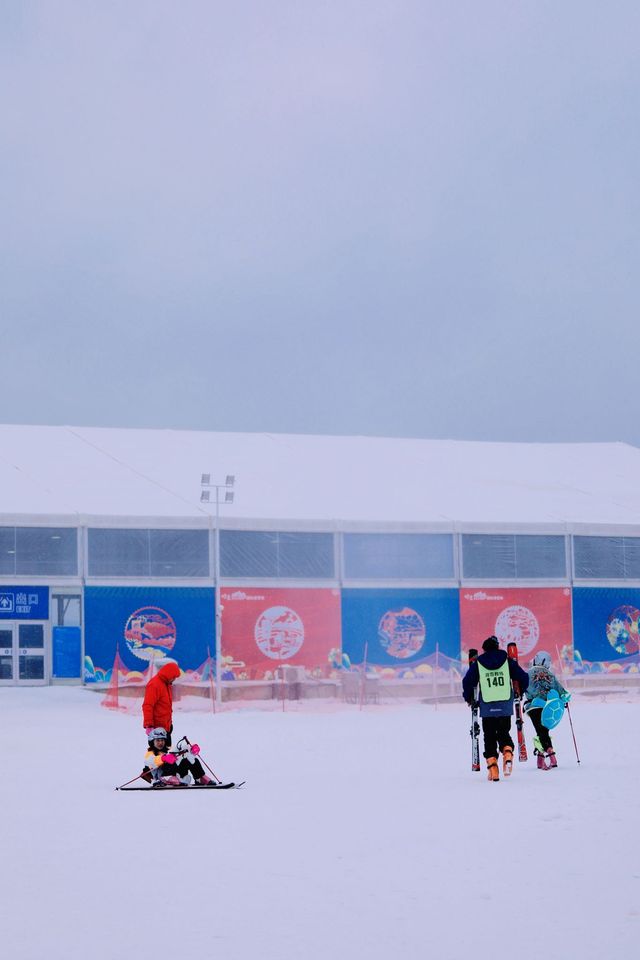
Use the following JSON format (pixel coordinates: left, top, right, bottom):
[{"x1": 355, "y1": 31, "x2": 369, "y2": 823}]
[
  {"x1": 524, "y1": 651, "x2": 571, "y2": 770},
  {"x1": 462, "y1": 636, "x2": 530, "y2": 781}
]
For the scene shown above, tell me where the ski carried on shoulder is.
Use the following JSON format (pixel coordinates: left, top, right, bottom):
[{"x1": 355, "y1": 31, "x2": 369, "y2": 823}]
[
  {"x1": 507, "y1": 642, "x2": 528, "y2": 762},
  {"x1": 117, "y1": 781, "x2": 245, "y2": 791},
  {"x1": 468, "y1": 648, "x2": 481, "y2": 772}
]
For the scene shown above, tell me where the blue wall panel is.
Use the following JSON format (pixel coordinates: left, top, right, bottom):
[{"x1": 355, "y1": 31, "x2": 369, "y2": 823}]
[
  {"x1": 572, "y1": 587, "x2": 640, "y2": 667},
  {"x1": 341, "y1": 588, "x2": 460, "y2": 668},
  {"x1": 52, "y1": 626, "x2": 82, "y2": 678},
  {"x1": 84, "y1": 586, "x2": 215, "y2": 681}
]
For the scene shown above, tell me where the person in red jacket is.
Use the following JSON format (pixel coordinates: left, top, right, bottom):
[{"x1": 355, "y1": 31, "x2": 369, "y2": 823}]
[{"x1": 142, "y1": 661, "x2": 181, "y2": 747}]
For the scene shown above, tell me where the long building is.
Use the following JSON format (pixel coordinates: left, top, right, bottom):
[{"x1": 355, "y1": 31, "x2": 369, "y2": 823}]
[{"x1": 2, "y1": 423, "x2": 640, "y2": 687}]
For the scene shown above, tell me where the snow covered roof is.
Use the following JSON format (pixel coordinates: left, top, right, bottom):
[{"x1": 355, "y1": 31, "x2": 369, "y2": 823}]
[{"x1": 1, "y1": 424, "x2": 640, "y2": 532}]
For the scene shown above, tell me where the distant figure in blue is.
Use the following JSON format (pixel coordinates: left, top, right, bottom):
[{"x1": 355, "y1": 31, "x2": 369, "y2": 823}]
[
  {"x1": 524, "y1": 651, "x2": 570, "y2": 770},
  {"x1": 462, "y1": 636, "x2": 529, "y2": 782}
]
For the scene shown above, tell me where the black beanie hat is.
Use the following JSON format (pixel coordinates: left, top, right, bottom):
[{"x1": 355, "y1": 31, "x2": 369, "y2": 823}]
[{"x1": 482, "y1": 635, "x2": 500, "y2": 652}]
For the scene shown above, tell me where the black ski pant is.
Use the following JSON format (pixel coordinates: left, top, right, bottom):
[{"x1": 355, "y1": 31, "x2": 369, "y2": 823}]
[
  {"x1": 481, "y1": 716, "x2": 514, "y2": 760},
  {"x1": 527, "y1": 707, "x2": 553, "y2": 752},
  {"x1": 176, "y1": 756, "x2": 206, "y2": 781}
]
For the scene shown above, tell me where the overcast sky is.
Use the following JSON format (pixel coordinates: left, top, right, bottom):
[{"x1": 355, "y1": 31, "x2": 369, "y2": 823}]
[{"x1": 1, "y1": 1, "x2": 639, "y2": 444}]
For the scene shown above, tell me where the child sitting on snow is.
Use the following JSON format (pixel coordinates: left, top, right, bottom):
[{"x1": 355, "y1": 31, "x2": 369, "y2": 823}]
[
  {"x1": 524, "y1": 652, "x2": 570, "y2": 769},
  {"x1": 142, "y1": 728, "x2": 213, "y2": 786}
]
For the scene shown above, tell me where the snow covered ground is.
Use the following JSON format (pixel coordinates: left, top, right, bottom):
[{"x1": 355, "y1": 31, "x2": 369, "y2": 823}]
[{"x1": 2, "y1": 688, "x2": 639, "y2": 960}]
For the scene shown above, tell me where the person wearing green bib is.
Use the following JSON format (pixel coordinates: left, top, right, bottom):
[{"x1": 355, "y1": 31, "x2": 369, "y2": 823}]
[{"x1": 462, "y1": 636, "x2": 529, "y2": 781}]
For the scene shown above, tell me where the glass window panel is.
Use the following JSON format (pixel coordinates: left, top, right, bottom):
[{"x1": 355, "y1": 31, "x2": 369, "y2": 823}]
[
  {"x1": 88, "y1": 529, "x2": 150, "y2": 577},
  {"x1": 344, "y1": 533, "x2": 454, "y2": 579},
  {"x1": 220, "y1": 531, "x2": 279, "y2": 577},
  {"x1": 462, "y1": 535, "x2": 517, "y2": 579},
  {"x1": 19, "y1": 655, "x2": 44, "y2": 680},
  {"x1": 18, "y1": 624, "x2": 44, "y2": 648},
  {"x1": 0, "y1": 628, "x2": 13, "y2": 649},
  {"x1": 149, "y1": 530, "x2": 210, "y2": 577},
  {"x1": 15, "y1": 527, "x2": 78, "y2": 575},
  {"x1": 277, "y1": 533, "x2": 335, "y2": 578},
  {"x1": 622, "y1": 538, "x2": 640, "y2": 578},
  {"x1": 573, "y1": 537, "x2": 625, "y2": 579},
  {"x1": 0, "y1": 656, "x2": 13, "y2": 680},
  {"x1": 220, "y1": 531, "x2": 334, "y2": 578},
  {"x1": 514, "y1": 536, "x2": 566, "y2": 578},
  {"x1": 52, "y1": 595, "x2": 81, "y2": 627},
  {"x1": 0, "y1": 528, "x2": 16, "y2": 575}
]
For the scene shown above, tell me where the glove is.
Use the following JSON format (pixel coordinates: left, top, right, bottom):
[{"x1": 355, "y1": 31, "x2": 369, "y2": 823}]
[
  {"x1": 145, "y1": 727, "x2": 153, "y2": 736},
  {"x1": 190, "y1": 743, "x2": 200, "y2": 755},
  {"x1": 561, "y1": 692, "x2": 572, "y2": 703},
  {"x1": 162, "y1": 753, "x2": 176, "y2": 764}
]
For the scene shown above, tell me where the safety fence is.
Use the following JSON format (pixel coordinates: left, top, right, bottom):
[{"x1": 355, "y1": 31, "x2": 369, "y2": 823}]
[
  {"x1": 99, "y1": 644, "x2": 469, "y2": 713},
  {"x1": 99, "y1": 642, "x2": 640, "y2": 715}
]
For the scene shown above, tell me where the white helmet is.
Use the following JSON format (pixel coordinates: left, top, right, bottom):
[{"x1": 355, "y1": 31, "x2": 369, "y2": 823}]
[{"x1": 148, "y1": 727, "x2": 168, "y2": 743}]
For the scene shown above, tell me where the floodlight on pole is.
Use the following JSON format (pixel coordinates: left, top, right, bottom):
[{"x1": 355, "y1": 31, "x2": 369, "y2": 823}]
[{"x1": 200, "y1": 473, "x2": 237, "y2": 706}]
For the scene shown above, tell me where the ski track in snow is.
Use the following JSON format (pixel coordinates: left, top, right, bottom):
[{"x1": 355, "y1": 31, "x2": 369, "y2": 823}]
[{"x1": 1, "y1": 688, "x2": 638, "y2": 960}]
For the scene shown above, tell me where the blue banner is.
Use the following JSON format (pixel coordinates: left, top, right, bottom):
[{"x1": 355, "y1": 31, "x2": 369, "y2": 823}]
[
  {"x1": 572, "y1": 587, "x2": 640, "y2": 669},
  {"x1": 84, "y1": 586, "x2": 215, "y2": 681},
  {"x1": 341, "y1": 588, "x2": 460, "y2": 670},
  {"x1": 0, "y1": 586, "x2": 49, "y2": 620}
]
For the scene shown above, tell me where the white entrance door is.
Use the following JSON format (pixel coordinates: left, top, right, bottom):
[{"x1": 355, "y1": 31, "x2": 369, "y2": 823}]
[{"x1": 0, "y1": 622, "x2": 47, "y2": 684}]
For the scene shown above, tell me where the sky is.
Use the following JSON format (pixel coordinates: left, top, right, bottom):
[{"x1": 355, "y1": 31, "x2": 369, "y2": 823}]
[{"x1": 1, "y1": 1, "x2": 639, "y2": 444}]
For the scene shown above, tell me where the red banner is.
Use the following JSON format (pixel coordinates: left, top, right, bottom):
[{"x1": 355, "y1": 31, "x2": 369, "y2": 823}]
[
  {"x1": 220, "y1": 587, "x2": 341, "y2": 680},
  {"x1": 460, "y1": 587, "x2": 573, "y2": 667}
]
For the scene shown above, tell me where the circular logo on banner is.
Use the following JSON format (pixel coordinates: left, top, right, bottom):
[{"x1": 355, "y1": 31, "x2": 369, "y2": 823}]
[
  {"x1": 606, "y1": 605, "x2": 640, "y2": 655},
  {"x1": 255, "y1": 606, "x2": 305, "y2": 660},
  {"x1": 494, "y1": 605, "x2": 539, "y2": 656},
  {"x1": 124, "y1": 607, "x2": 177, "y2": 663},
  {"x1": 378, "y1": 608, "x2": 426, "y2": 659}
]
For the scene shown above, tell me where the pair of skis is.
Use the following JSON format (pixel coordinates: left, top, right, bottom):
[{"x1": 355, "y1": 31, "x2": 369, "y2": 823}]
[
  {"x1": 507, "y1": 642, "x2": 528, "y2": 763},
  {"x1": 468, "y1": 648, "x2": 481, "y2": 772},
  {"x1": 117, "y1": 780, "x2": 245, "y2": 791},
  {"x1": 468, "y1": 642, "x2": 527, "y2": 772}
]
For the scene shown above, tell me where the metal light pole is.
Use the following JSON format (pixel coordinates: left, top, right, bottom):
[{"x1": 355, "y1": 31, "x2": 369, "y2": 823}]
[{"x1": 200, "y1": 474, "x2": 235, "y2": 706}]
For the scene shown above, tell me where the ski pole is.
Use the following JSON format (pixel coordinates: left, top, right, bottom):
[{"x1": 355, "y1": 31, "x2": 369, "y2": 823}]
[
  {"x1": 566, "y1": 703, "x2": 580, "y2": 764},
  {"x1": 199, "y1": 754, "x2": 223, "y2": 784},
  {"x1": 182, "y1": 736, "x2": 223, "y2": 783},
  {"x1": 116, "y1": 772, "x2": 147, "y2": 790}
]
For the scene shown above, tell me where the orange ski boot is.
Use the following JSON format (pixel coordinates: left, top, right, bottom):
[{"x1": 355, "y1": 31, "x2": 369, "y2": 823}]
[
  {"x1": 502, "y1": 745, "x2": 514, "y2": 777},
  {"x1": 486, "y1": 757, "x2": 500, "y2": 782}
]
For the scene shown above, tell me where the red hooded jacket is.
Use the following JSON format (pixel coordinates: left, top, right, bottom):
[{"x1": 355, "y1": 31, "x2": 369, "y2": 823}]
[{"x1": 142, "y1": 662, "x2": 181, "y2": 731}]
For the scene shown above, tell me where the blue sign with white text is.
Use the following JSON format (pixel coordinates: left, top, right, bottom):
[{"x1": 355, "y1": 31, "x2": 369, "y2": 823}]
[{"x1": 0, "y1": 587, "x2": 49, "y2": 619}]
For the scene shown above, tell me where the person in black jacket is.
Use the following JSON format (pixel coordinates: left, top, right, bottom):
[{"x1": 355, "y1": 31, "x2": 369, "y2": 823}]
[{"x1": 462, "y1": 636, "x2": 529, "y2": 781}]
